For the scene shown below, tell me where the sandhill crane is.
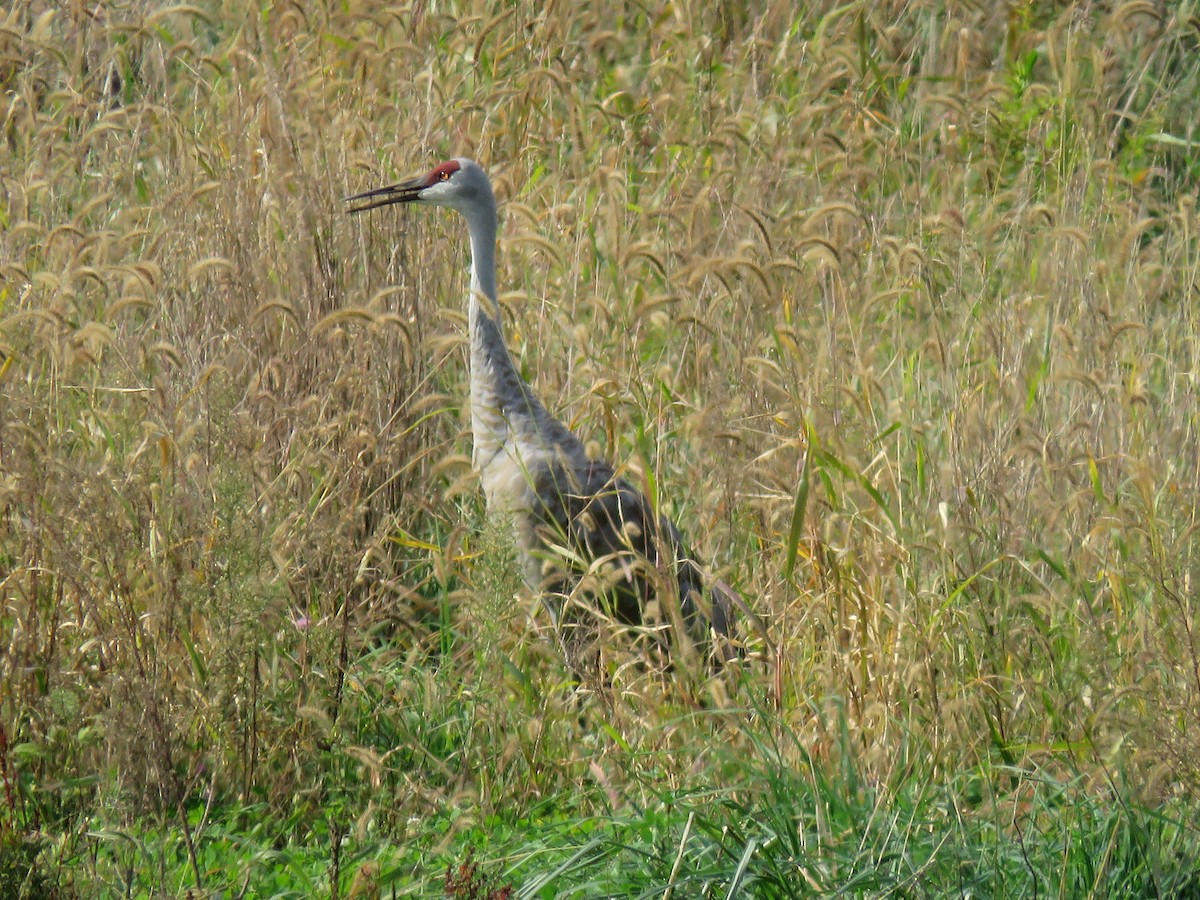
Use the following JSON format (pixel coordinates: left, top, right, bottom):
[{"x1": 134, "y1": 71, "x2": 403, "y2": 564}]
[{"x1": 347, "y1": 158, "x2": 740, "y2": 670}]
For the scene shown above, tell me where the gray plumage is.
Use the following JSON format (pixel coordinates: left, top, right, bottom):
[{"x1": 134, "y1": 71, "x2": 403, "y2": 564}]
[{"x1": 348, "y1": 158, "x2": 738, "y2": 666}]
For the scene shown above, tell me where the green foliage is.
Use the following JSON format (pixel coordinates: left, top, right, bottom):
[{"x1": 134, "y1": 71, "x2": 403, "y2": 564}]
[
  {"x1": 0, "y1": 830, "x2": 66, "y2": 900},
  {"x1": 2, "y1": 0, "x2": 1200, "y2": 894}
]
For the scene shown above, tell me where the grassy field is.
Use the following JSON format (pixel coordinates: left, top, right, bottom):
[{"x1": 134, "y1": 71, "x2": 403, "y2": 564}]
[{"x1": 3, "y1": 0, "x2": 1200, "y2": 895}]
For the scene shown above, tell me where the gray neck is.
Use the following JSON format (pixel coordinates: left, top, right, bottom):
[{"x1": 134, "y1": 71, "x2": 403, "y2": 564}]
[
  {"x1": 462, "y1": 190, "x2": 517, "y2": 471},
  {"x1": 458, "y1": 185, "x2": 587, "y2": 488},
  {"x1": 465, "y1": 198, "x2": 498, "y2": 317}
]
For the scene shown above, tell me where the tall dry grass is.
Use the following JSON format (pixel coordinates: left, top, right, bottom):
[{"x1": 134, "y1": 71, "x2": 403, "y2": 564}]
[{"x1": 1, "y1": 0, "x2": 1199, "y2": 846}]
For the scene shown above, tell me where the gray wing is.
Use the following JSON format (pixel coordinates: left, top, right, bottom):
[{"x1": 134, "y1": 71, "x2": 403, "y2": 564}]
[{"x1": 529, "y1": 457, "x2": 736, "y2": 656}]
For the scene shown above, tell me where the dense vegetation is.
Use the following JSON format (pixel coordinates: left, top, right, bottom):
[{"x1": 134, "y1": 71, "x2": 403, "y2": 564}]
[{"x1": 2, "y1": 0, "x2": 1200, "y2": 895}]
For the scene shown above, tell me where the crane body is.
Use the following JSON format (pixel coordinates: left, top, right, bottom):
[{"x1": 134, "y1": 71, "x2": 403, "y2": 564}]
[{"x1": 348, "y1": 158, "x2": 737, "y2": 665}]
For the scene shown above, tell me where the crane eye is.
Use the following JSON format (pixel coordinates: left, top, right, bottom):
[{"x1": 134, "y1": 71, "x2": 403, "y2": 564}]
[{"x1": 438, "y1": 170, "x2": 451, "y2": 181}]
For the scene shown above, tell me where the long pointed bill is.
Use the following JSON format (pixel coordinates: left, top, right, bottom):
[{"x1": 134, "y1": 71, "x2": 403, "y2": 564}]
[{"x1": 345, "y1": 176, "x2": 426, "y2": 214}]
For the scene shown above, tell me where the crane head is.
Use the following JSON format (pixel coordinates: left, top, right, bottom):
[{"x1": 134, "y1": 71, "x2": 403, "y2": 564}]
[{"x1": 345, "y1": 157, "x2": 492, "y2": 215}]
